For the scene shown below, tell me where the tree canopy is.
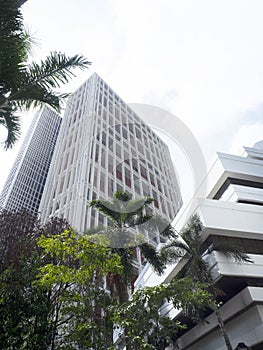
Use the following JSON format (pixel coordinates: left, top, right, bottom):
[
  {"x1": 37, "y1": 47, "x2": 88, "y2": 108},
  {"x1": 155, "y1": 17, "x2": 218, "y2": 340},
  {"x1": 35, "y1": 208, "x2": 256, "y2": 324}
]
[
  {"x1": 89, "y1": 191, "x2": 166, "y2": 303},
  {"x1": 0, "y1": 206, "x2": 216, "y2": 349}
]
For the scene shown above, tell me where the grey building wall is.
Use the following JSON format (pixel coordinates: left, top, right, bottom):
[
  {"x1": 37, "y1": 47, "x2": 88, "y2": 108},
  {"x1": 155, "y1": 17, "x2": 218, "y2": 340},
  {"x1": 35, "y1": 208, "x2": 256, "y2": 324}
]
[{"x1": 0, "y1": 106, "x2": 61, "y2": 213}]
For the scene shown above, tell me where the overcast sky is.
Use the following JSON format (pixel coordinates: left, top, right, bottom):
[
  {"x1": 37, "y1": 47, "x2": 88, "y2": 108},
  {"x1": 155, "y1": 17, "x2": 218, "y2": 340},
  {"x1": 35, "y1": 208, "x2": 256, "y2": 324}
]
[{"x1": 1, "y1": 0, "x2": 263, "y2": 194}]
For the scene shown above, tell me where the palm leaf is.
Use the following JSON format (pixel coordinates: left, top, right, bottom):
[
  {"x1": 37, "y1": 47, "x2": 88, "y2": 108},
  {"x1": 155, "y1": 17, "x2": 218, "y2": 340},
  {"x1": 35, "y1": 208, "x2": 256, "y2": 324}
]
[
  {"x1": 23, "y1": 52, "x2": 91, "y2": 90},
  {"x1": 89, "y1": 199, "x2": 121, "y2": 226},
  {"x1": 0, "y1": 109, "x2": 21, "y2": 149},
  {"x1": 140, "y1": 242, "x2": 165, "y2": 274},
  {"x1": 180, "y1": 214, "x2": 203, "y2": 246},
  {"x1": 161, "y1": 238, "x2": 191, "y2": 264},
  {"x1": 211, "y1": 242, "x2": 253, "y2": 263}
]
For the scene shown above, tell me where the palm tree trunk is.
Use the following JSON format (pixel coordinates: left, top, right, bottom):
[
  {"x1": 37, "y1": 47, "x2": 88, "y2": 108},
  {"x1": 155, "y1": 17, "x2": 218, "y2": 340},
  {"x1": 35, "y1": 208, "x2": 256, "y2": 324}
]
[
  {"x1": 215, "y1": 308, "x2": 233, "y2": 350},
  {"x1": 114, "y1": 274, "x2": 132, "y2": 350},
  {"x1": 114, "y1": 274, "x2": 129, "y2": 303}
]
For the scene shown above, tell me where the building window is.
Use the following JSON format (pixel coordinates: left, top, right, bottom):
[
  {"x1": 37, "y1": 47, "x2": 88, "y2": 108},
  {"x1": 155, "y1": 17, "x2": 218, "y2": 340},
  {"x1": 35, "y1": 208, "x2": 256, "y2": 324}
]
[
  {"x1": 102, "y1": 132, "x2": 106, "y2": 146},
  {"x1": 125, "y1": 168, "x2": 131, "y2": 188},
  {"x1": 135, "y1": 127, "x2": 141, "y2": 139},
  {"x1": 128, "y1": 123, "x2": 134, "y2": 135},
  {"x1": 108, "y1": 154, "x2": 114, "y2": 173},
  {"x1": 140, "y1": 165, "x2": 148, "y2": 181},
  {"x1": 98, "y1": 213, "x2": 104, "y2": 225},
  {"x1": 116, "y1": 166, "x2": 122, "y2": 181},
  {"x1": 122, "y1": 126, "x2": 128, "y2": 139},
  {"x1": 116, "y1": 144, "x2": 122, "y2": 159},
  {"x1": 100, "y1": 173, "x2": 105, "y2": 192},
  {"x1": 132, "y1": 158, "x2": 139, "y2": 173},
  {"x1": 115, "y1": 108, "x2": 120, "y2": 120}
]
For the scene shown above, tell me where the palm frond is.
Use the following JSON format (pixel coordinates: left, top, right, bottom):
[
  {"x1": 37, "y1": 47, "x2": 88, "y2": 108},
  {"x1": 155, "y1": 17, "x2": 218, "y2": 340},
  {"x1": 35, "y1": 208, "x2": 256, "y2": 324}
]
[
  {"x1": 0, "y1": 110, "x2": 21, "y2": 149},
  {"x1": 0, "y1": 0, "x2": 30, "y2": 89},
  {"x1": 180, "y1": 214, "x2": 203, "y2": 245},
  {"x1": 160, "y1": 238, "x2": 190, "y2": 265},
  {"x1": 160, "y1": 247, "x2": 183, "y2": 264},
  {"x1": 10, "y1": 84, "x2": 67, "y2": 112},
  {"x1": 163, "y1": 240, "x2": 190, "y2": 254},
  {"x1": 211, "y1": 242, "x2": 253, "y2": 263},
  {"x1": 24, "y1": 52, "x2": 91, "y2": 90},
  {"x1": 89, "y1": 199, "x2": 121, "y2": 226},
  {"x1": 90, "y1": 194, "x2": 155, "y2": 229},
  {"x1": 125, "y1": 197, "x2": 151, "y2": 212},
  {"x1": 140, "y1": 242, "x2": 165, "y2": 274}
]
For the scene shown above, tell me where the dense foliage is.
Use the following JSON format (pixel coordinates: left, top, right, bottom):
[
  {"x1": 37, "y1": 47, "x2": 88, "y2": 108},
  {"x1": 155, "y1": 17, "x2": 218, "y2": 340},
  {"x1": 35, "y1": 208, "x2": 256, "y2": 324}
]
[
  {"x1": 112, "y1": 278, "x2": 212, "y2": 350},
  {"x1": 0, "y1": 207, "x2": 214, "y2": 349}
]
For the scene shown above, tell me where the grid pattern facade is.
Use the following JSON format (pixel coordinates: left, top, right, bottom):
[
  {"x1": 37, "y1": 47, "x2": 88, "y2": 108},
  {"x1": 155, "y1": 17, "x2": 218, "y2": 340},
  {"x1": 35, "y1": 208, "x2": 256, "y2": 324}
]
[
  {"x1": 0, "y1": 106, "x2": 61, "y2": 213},
  {"x1": 40, "y1": 73, "x2": 182, "y2": 239}
]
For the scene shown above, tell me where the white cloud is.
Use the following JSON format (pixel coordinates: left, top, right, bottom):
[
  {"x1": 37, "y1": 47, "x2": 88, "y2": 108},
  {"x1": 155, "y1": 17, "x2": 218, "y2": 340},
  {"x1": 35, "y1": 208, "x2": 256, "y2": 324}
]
[{"x1": 229, "y1": 123, "x2": 263, "y2": 156}]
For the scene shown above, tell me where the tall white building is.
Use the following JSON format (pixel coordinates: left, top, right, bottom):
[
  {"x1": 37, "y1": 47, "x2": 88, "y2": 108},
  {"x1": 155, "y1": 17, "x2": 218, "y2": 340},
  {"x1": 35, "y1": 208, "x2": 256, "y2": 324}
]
[
  {"x1": 0, "y1": 106, "x2": 61, "y2": 213},
  {"x1": 136, "y1": 141, "x2": 263, "y2": 350},
  {"x1": 40, "y1": 73, "x2": 182, "y2": 243}
]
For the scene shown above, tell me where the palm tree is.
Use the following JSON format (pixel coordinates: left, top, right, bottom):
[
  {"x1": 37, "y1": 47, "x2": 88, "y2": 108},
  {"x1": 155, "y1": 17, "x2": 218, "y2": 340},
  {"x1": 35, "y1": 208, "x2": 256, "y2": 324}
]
[
  {"x1": 161, "y1": 214, "x2": 253, "y2": 350},
  {"x1": 0, "y1": 0, "x2": 91, "y2": 149},
  {"x1": 89, "y1": 191, "x2": 166, "y2": 304},
  {"x1": 90, "y1": 191, "x2": 170, "y2": 349}
]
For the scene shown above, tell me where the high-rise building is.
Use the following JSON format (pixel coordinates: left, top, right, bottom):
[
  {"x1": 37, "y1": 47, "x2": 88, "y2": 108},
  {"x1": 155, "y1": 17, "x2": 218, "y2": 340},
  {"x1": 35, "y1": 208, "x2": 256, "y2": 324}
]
[
  {"x1": 40, "y1": 73, "x2": 182, "y2": 245},
  {"x1": 0, "y1": 106, "x2": 61, "y2": 213}
]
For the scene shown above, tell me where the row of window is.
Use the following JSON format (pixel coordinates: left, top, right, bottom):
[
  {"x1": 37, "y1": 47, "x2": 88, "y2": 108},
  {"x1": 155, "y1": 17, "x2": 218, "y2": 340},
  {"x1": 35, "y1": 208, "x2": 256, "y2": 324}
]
[
  {"x1": 87, "y1": 166, "x2": 177, "y2": 219},
  {"x1": 90, "y1": 140, "x2": 176, "y2": 195},
  {"x1": 95, "y1": 101, "x2": 164, "y2": 148}
]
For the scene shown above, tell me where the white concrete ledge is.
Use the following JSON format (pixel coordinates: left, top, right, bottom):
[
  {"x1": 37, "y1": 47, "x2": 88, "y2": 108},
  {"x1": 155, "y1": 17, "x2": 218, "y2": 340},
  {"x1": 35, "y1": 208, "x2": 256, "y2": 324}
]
[
  {"x1": 207, "y1": 252, "x2": 263, "y2": 280},
  {"x1": 243, "y1": 146, "x2": 263, "y2": 160},
  {"x1": 207, "y1": 152, "x2": 263, "y2": 199},
  {"x1": 197, "y1": 198, "x2": 263, "y2": 241},
  {"x1": 178, "y1": 286, "x2": 263, "y2": 350},
  {"x1": 220, "y1": 184, "x2": 263, "y2": 204}
]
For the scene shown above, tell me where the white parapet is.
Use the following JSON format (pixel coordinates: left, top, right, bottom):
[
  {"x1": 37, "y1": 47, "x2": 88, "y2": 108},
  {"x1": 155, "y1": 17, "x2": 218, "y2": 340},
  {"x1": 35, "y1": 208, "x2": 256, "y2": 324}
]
[
  {"x1": 197, "y1": 198, "x2": 263, "y2": 241},
  {"x1": 207, "y1": 152, "x2": 263, "y2": 199},
  {"x1": 177, "y1": 286, "x2": 263, "y2": 350}
]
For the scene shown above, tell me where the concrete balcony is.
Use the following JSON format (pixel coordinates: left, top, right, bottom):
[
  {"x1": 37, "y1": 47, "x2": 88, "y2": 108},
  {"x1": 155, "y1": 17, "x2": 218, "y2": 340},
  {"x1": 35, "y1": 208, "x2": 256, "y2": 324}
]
[
  {"x1": 243, "y1": 145, "x2": 263, "y2": 161},
  {"x1": 207, "y1": 152, "x2": 263, "y2": 200},
  {"x1": 197, "y1": 198, "x2": 263, "y2": 241},
  {"x1": 220, "y1": 184, "x2": 263, "y2": 204},
  {"x1": 177, "y1": 286, "x2": 263, "y2": 350},
  {"x1": 206, "y1": 252, "x2": 262, "y2": 281},
  {"x1": 135, "y1": 198, "x2": 263, "y2": 288}
]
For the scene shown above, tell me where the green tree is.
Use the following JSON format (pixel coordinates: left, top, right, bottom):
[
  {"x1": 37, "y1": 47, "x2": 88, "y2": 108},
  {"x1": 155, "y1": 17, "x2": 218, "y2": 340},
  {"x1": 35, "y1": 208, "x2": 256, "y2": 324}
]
[
  {"x1": 112, "y1": 277, "x2": 213, "y2": 350},
  {"x1": 90, "y1": 191, "x2": 171, "y2": 350},
  {"x1": 0, "y1": 210, "x2": 68, "y2": 349},
  {"x1": 0, "y1": 0, "x2": 91, "y2": 149},
  {"x1": 161, "y1": 214, "x2": 253, "y2": 350},
  {"x1": 89, "y1": 191, "x2": 167, "y2": 304},
  {"x1": 36, "y1": 227, "x2": 123, "y2": 350},
  {"x1": 0, "y1": 208, "x2": 122, "y2": 349}
]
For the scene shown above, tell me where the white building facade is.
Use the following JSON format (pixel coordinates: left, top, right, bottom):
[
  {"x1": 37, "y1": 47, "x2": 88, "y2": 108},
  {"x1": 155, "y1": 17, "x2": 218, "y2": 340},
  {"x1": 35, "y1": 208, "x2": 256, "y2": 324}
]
[
  {"x1": 0, "y1": 106, "x2": 61, "y2": 213},
  {"x1": 135, "y1": 141, "x2": 263, "y2": 350},
  {"x1": 40, "y1": 73, "x2": 182, "y2": 242}
]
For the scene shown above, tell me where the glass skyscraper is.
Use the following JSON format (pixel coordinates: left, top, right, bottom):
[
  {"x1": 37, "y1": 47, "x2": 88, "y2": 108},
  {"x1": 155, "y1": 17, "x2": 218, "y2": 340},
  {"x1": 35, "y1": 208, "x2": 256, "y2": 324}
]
[{"x1": 0, "y1": 106, "x2": 61, "y2": 213}]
